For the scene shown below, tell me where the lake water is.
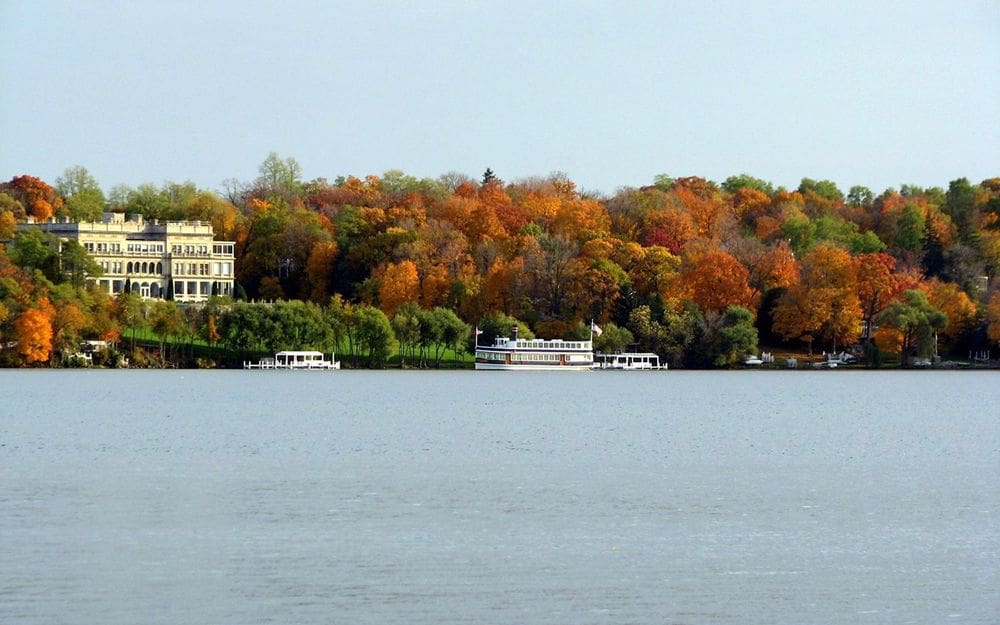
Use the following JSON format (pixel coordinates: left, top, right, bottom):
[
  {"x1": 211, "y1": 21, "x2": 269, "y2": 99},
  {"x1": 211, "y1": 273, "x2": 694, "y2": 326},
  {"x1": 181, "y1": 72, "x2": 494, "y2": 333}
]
[{"x1": 1, "y1": 370, "x2": 998, "y2": 624}]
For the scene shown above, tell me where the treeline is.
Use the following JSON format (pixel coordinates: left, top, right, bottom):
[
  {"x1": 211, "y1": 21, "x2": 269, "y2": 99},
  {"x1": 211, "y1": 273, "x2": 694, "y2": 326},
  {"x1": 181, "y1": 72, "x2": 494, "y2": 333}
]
[{"x1": 1, "y1": 156, "x2": 1000, "y2": 368}]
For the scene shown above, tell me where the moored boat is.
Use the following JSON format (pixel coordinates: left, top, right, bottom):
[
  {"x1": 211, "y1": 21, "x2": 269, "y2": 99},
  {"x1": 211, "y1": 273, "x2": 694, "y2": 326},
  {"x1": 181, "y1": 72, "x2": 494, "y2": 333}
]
[
  {"x1": 593, "y1": 352, "x2": 666, "y2": 370},
  {"x1": 475, "y1": 325, "x2": 593, "y2": 370},
  {"x1": 244, "y1": 350, "x2": 341, "y2": 370}
]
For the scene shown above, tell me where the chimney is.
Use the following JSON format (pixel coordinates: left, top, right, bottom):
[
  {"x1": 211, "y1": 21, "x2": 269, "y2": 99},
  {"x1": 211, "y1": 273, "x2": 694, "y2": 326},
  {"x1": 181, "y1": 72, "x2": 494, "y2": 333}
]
[{"x1": 511, "y1": 324, "x2": 518, "y2": 344}]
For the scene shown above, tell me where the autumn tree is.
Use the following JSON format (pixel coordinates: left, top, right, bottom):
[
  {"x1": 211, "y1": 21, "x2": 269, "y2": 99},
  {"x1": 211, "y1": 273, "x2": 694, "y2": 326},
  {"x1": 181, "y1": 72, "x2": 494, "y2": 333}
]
[
  {"x1": 773, "y1": 244, "x2": 861, "y2": 353},
  {"x1": 14, "y1": 298, "x2": 55, "y2": 365},
  {"x1": 305, "y1": 241, "x2": 338, "y2": 302},
  {"x1": 680, "y1": 250, "x2": 754, "y2": 314},
  {"x1": 523, "y1": 233, "x2": 579, "y2": 317},
  {"x1": 731, "y1": 239, "x2": 798, "y2": 300},
  {"x1": 854, "y1": 253, "x2": 898, "y2": 342},
  {"x1": 921, "y1": 278, "x2": 977, "y2": 343},
  {"x1": 628, "y1": 246, "x2": 679, "y2": 301},
  {"x1": 377, "y1": 260, "x2": 419, "y2": 317},
  {"x1": 643, "y1": 204, "x2": 695, "y2": 253},
  {"x1": 483, "y1": 256, "x2": 526, "y2": 315},
  {"x1": 986, "y1": 291, "x2": 1000, "y2": 348},
  {"x1": 51, "y1": 300, "x2": 89, "y2": 363},
  {"x1": 2, "y1": 175, "x2": 63, "y2": 222}
]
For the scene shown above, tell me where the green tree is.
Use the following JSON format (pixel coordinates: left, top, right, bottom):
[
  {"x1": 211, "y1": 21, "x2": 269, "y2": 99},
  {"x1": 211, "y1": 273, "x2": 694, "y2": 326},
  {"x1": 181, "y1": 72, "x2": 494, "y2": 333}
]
[
  {"x1": 894, "y1": 203, "x2": 926, "y2": 252},
  {"x1": 0, "y1": 191, "x2": 25, "y2": 219},
  {"x1": 126, "y1": 183, "x2": 170, "y2": 220},
  {"x1": 877, "y1": 289, "x2": 947, "y2": 365},
  {"x1": 781, "y1": 213, "x2": 815, "y2": 253},
  {"x1": 55, "y1": 166, "x2": 106, "y2": 221},
  {"x1": 10, "y1": 229, "x2": 59, "y2": 277},
  {"x1": 352, "y1": 305, "x2": 396, "y2": 368},
  {"x1": 324, "y1": 294, "x2": 353, "y2": 359},
  {"x1": 114, "y1": 290, "x2": 146, "y2": 355},
  {"x1": 59, "y1": 240, "x2": 102, "y2": 288},
  {"x1": 148, "y1": 300, "x2": 185, "y2": 364},
  {"x1": 798, "y1": 178, "x2": 843, "y2": 202},
  {"x1": 847, "y1": 185, "x2": 873, "y2": 207},
  {"x1": 434, "y1": 306, "x2": 470, "y2": 366},
  {"x1": 594, "y1": 322, "x2": 634, "y2": 353},
  {"x1": 651, "y1": 173, "x2": 675, "y2": 192},
  {"x1": 709, "y1": 306, "x2": 759, "y2": 367},
  {"x1": 474, "y1": 312, "x2": 534, "y2": 351},
  {"x1": 270, "y1": 300, "x2": 331, "y2": 352},
  {"x1": 627, "y1": 304, "x2": 696, "y2": 368},
  {"x1": 392, "y1": 301, "x2": 422, "y2": 366},
  {"x1": 944, "y1": 177, "x2": 977, "y2": 245},
  {"x1": 257, "y1": 152, "x2": 303, "y2": 199},
  {"x1": 722, "y1": 173, "x2": 774, "y2": 195}
]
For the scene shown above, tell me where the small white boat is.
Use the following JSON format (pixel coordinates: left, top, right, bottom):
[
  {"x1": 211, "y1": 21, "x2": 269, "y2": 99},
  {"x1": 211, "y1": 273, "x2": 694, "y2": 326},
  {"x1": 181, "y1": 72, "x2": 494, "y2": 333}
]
[
  {"x1": 593, "y1": 352, "x2": 666, "y2": 370},
  {"x1": 244, "y1": 350, "x2": 341, "y2": 370}
]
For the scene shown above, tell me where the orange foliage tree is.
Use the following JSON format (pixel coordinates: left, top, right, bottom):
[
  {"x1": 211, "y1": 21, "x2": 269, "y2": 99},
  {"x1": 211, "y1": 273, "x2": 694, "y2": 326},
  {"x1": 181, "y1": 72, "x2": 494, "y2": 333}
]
[
  {"x1": 3, "y1": 175, "x2": 63, "y2": 222},
  {"x1": 854, "y1": 252, "x2": 898, "y2": 341},
  {"x1": 921, "y1": 278, "x2": 977, "y2": 341},
  {"x1": 643, "y1": 206, "x2": 695, "y2": 254},
  {"x1": 673, "y1": 182, "x2": 727, "y2": 239},
  {"x1": 306, "y1": 241, "x2": 339, "y2": 302},
  {"x1": 419, "y1": 265, "x2": 451, "y2": 309},
  {"x1": 15, "y1": 298, "x2": 55, "y2": 364},
  {"x1": 482, "y1": 257, "x2": 526, "y2": 315},
  {"x1": 774, "y1": 244, "x2": 861, "y2": 353},
  {"x1": 732, "y1": 187, "x2": 771, "y2": 229},
  {"x1": 680, "y1": 250, "x2": 754, "y2": 314},
  {"x1": 741, "y1": 240, "x2": 798, "y2": 299},
  {"x1": 987, "y1": 291, "x2": 1000, "y2": 347},
  {"x1": 377, "y1": 260, "x2": 419, "y2": 317}
]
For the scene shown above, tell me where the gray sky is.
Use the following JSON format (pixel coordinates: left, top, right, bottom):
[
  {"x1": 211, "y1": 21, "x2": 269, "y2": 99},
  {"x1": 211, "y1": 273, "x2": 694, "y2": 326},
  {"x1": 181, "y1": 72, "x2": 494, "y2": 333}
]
[{"x1": 2, "y1": 1, "x2": 997, "y2": 196}]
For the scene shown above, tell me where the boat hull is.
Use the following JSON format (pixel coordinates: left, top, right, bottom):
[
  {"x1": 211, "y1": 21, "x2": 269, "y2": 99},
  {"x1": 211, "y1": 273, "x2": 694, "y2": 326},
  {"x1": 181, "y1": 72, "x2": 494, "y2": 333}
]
[{"x1": 474, "y1": 362, "x2": 592, "y2": 371}]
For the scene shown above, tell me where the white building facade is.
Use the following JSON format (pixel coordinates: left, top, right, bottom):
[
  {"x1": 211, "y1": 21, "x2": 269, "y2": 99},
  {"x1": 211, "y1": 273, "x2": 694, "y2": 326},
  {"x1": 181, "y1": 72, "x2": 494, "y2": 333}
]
[{"x1": 22, "y1": 212, "x2": 235, "y2": 303}]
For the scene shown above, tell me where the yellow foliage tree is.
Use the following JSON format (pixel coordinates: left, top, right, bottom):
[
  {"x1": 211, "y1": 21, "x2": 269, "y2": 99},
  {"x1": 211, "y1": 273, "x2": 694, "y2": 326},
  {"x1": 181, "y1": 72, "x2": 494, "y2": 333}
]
[
  {"x1": 420, "y1": 264, "x2": 451, "y2": 309},
  {"x1": 773, "y1": 244, "x2": 861, "y2": 353},
  {"x1": 15, "y1": 298, "x2": 55, "y2": 364},
  {"x1": 921, "y1": 278, "x2": 977, "y2": 341},
  {"x1": 0, "y1": 210, "x2": 15, "y2": 239},
  {"x1": 377, "y1": 260, "x2": 419, "y2": 317}
]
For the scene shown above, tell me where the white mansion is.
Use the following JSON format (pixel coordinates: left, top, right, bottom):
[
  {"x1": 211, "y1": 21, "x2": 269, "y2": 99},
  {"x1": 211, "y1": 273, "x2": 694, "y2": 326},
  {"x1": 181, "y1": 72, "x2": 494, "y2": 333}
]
[{"x1": 22, "y1": 212, "x2": 235, "y2": 303}]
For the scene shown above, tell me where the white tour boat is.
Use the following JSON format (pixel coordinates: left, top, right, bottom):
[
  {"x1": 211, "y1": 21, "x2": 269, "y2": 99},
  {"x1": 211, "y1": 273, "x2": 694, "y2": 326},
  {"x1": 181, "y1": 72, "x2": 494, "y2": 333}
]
[
  {"x1": 475, "y1": 325, "x2": 593, "y2": 371},
  {"x1": 593, "y1": 352, "x2": 666, "y2": 370},
  {"x1": 244, "y1": 350, "x2": 341, "y2": 370}
]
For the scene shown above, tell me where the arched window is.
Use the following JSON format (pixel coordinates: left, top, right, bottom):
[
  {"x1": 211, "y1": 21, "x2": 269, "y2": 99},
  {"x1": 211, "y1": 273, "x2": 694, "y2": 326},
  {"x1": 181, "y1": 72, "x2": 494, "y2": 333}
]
[
  {"x1": 142, "y1": 262, "x2": 148, "y2": 274},
  {"x1": 150, "y1": 283, "x2": 161, "y2": 298},
  {"x1": 156, "y1": 262, "x2": 163, "y2": 275},
  {"x1": 126, "y1": 262, "x2": 133, "y2": 274}
]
